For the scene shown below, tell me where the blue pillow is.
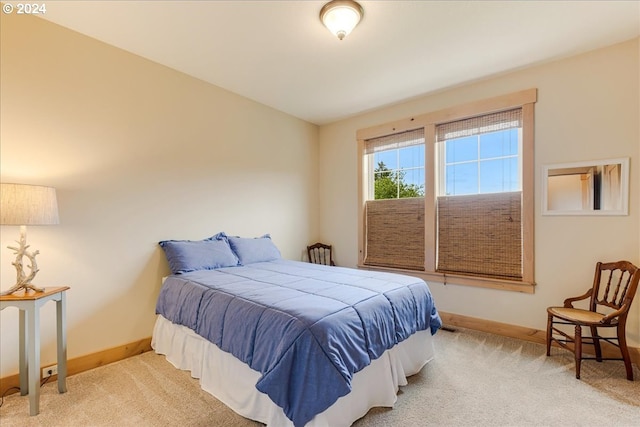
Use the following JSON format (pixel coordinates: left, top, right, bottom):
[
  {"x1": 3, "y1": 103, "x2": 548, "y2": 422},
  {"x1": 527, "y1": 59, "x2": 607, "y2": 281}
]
[
  {"x1": 159, "y1": 234, "x2": 239, "y2": 274},
  {"x1": 227, "y1": 234, "x2": 281, "y2": 265}
]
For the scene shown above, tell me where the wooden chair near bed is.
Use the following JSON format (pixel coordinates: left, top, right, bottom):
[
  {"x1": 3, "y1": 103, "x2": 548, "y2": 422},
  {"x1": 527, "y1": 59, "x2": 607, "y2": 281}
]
[
  {"x1": 307, "y1": 242, "x2": 335, "y2": 266},
  {"x1": 546, "y1": 260, "x2": 640, "y2": 381}
]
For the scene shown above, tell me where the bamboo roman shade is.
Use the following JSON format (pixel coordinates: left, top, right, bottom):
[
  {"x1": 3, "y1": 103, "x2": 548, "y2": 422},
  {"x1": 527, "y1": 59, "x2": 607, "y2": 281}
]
[
  {"x1": 364, "y1": 197, "x2": 425, "y2": 271},
  {"x1": 437, "y1": 192, "x2": 522, "y2": 279},
  {"x1": 364, "y1": 128, "x2": 424, "y2": 155},
  {"x1": 435, "y1": 109, "x2": 522, "y2": 141}
]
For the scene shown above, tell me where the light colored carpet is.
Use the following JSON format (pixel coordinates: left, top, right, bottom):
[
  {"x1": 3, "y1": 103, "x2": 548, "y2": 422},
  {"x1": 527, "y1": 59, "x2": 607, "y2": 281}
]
[{"x1": 1, "y1": 327, "x2": 639, "y2": 426}]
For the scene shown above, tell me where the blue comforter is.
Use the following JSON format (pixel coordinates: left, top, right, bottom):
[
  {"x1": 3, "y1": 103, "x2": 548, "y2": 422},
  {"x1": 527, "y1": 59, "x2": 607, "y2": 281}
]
[{"x1": 156, "y1": 260, "x2": 441, "y2": 426}]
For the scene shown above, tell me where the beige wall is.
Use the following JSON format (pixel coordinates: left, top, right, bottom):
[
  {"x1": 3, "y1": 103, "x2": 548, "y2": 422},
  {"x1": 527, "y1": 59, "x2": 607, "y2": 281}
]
[
  {"x1": 0, "y1": 15, "x2": 319, "y2": 377},
  {"x1": 319, "y1": 38, "x2": 640, "y2": 345}
]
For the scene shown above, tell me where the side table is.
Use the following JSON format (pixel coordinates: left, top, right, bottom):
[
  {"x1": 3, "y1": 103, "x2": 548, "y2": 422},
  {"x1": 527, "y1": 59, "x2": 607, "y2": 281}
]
[{"x1": 0, "y1": 286, "x2": 70, "y2": 415}]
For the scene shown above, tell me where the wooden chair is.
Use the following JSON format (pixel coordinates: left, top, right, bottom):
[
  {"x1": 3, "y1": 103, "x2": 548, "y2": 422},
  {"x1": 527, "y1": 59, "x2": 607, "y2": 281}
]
[
  {"x1": 307, "y1": 242, "x2": 335, "y2": 266},
  {"x1": 546, "y1": 261, "x2": 640, "y2": 380}
]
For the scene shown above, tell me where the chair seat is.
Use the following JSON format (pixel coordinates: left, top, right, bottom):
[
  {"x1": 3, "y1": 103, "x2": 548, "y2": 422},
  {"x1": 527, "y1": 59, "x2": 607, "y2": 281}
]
[{"x1": 547, "y1": 306, "x2": 613, "y2": 325}]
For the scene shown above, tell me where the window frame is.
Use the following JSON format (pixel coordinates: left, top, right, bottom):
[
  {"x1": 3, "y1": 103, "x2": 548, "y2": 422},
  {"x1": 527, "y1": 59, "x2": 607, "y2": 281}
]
[{"x1": 357, "y1": 89, "x2": 537, "y2": 293}]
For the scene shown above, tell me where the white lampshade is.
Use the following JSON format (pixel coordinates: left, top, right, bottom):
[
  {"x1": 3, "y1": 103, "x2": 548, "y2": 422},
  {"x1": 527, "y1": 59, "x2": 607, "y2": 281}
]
[
  {"x1": 320, "y1": 0, "x2": 364, "y2": 40},
  {"x1": 0, "y1": 183, "x2": 59, "y2": 225}
]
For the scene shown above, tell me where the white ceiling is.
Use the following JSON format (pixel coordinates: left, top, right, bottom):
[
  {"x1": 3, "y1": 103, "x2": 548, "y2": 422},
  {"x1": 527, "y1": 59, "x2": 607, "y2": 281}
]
[{"x1": 38, "y1": 1, "x2": 640, "y2": 125}]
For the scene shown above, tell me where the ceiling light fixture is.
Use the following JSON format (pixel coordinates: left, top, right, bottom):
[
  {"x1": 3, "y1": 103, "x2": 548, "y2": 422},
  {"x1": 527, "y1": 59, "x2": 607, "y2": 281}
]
[{"x1": 320, "y1": 0, "x2": 364, "y2": 41}]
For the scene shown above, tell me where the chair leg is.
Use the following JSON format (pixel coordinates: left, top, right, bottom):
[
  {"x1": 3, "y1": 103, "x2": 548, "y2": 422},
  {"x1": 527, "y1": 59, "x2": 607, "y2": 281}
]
[
  {"x1": 618, "y1": 323, "x2": 634, "y2": 381},
  {"x1": 546, "y1": 314, "x2": 553, "y2": 356},
  {"x1": 590, "y1": 325, "x2": 602, "y2": 362},
  {"x1": 574, "y1": 325, "x2": 582, "y2": 379}
]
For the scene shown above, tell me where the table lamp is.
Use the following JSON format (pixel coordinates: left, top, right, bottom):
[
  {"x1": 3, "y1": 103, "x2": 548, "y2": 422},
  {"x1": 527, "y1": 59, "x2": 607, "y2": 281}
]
[{"x1": 0, "y1": 183, "x2": 59, "y2": 295}]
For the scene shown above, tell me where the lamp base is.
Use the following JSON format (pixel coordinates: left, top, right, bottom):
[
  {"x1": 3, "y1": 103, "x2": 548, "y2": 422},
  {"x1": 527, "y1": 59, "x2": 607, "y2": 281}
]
[
  {"x1": 0, "y1": 283, "x2": 45, "y2": 296},
  {"x1": 2, "y1": 225, "x2": 44, "y2": 296}
]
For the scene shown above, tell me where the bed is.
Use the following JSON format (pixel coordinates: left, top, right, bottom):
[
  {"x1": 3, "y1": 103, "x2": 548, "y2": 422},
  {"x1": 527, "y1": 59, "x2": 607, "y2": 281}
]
[{"x1": 152, "y1": 233, "x2": 441, "y2": 427}]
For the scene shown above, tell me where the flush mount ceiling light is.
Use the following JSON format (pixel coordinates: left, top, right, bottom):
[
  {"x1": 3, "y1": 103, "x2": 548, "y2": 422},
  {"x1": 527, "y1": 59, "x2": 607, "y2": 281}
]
[{"x1": 320, "y1": 0, "x2": 364, "y2": 41}]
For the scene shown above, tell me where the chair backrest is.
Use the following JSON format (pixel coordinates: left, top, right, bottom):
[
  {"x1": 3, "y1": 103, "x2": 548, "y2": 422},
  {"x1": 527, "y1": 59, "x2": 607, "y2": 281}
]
[
  {"x1": 307, "y1": 242, "x2": 335, "y2": 266},
  {"x1": 590, "y1": 261, "x2": 640, "y2": 316}
]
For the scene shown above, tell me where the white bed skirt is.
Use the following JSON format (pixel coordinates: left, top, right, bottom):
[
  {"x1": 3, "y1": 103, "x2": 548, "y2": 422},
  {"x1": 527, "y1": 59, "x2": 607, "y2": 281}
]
[{"x1": 152, "y1": 315, "x2": 435, "y2": 427}]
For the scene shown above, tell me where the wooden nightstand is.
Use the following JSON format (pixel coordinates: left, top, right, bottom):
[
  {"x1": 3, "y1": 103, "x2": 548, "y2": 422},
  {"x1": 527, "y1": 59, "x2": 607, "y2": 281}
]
[{"x1": 0, "y1": 286, "x2": 69, "y2": 415}]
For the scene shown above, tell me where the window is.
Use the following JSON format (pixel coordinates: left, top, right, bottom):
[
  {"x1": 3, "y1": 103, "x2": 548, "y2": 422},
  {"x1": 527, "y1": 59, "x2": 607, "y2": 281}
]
[
  {"x1": 362, "y1": 129, "x2": 425, "y2": 271},
  {"x1": 357, "y1": 89, "x2": 536, "y2": 293},
  {"x1": 436, "y1": 109, "x2": 524, "y2": 281},
  {"x1": 366, "y1": 129, "x2": 425, "y2": 200},
  {"x1": 439, "y1": 126, "x2": 520, "y2": 196}
]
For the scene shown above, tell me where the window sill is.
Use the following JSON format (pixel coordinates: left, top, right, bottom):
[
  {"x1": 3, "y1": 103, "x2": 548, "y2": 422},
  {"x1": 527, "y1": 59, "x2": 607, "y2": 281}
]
[{"x1": 357, "y1": 264, "x2": 536, "y2": 294}]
